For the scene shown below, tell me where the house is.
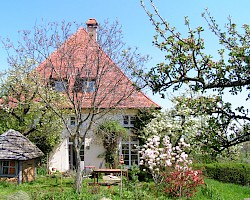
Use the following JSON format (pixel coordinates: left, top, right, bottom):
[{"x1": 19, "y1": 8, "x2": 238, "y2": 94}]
[
  {"x1": 37, "y1": 18, "x2": 160, "y2": 172},
  {"x1": 0, "y1": 129, "x2": 44, "y2": 183}
]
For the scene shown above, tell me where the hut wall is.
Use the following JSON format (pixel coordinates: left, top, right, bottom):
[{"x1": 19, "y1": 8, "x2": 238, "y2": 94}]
[
  {"x1": 0, "y1": 177, "x2": 18, "y2": 182},
  {"x1": 0, "y1": 159, "x2": 36, "y2": 183},
  {"x1": 22, "y1": 159, "x2": 36, "y2": 182}
]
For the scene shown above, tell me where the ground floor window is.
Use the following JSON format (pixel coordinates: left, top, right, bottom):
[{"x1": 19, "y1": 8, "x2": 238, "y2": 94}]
[
  {"x1": 120, "y1": 136, "x2": 139, "y2": 168},
  {"x1": 0, "y1": 160, "x2": 17, "y2": 176},
  {"x1": 68, "y1": 139, "x2": 84, "y2": 170}
]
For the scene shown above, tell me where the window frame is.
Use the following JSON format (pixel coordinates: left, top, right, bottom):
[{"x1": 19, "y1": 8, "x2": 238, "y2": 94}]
[
  {"x1": 74, "y1": 78, "x2": 96, "y2": 93},
  {"x1": 83, "y1": 80, "x2": 96, "y2": 93},
  {"x1": 50, "y1": 79, "x2": 69, "y2": 92},
  {"x1": 0, "y1": 160, "x2": 18, "y2": 177},
  {"x1": 123, "y1": 115, "x2": 135, "y2": 127},
  {"x1": 70, "y1": 116, "x2": 76, "y2": 126},
  {"x1": 68, "y1": 138, "x2": 85, "y2": 170},
  {"x1": 120, "y1": 135, "x2": 139, "y2": 168}
]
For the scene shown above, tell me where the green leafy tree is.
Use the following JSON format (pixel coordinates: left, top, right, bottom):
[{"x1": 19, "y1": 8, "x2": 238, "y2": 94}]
[
  {"x1": 0, "y1": 63, "x2": 63, "y2": 155},
  {"x1": 133, "y1": 108, "x2": 160, "y2": 145},
  {"x1": 240, "y1": 141, "x2": 250, "y2": 163},
  {"x1": 138, "y1": 0, "x2": 250, "y2": 151},
  {"x1": 173, "y1": 94, "x2": 245, "y2": 153}
]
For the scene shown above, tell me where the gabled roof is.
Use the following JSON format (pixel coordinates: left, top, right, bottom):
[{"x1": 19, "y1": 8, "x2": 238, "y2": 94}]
[
  {"x1": 37, "y1": 22, "x2": 160, "y2": 109},
  {"x1": 0, "y1": 129, "x2": 44, "y2": 160}
]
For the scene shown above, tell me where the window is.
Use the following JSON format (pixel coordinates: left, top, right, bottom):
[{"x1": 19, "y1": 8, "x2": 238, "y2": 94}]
[
  {"x1": 83, "y1": 80, "x2": 95, "y2": 92},
  {"x1": 123, "y1": 115, "x2": 135, "y2": 127},
  {"x1": 51, "y1": 80, "x2": 68, "y2": 92},
  {"x1": 120, "y1": 136, "x2": 139, "y2": 168},
  {"x1": 80, "y1": 145, "x2": 84, "y2": 161},
  {"x1": 85, "y1": 69, "x2": 92, "y2": 76},
  {"x1": 68, "y1": 138, "x2": 84, "y2": 170},
  {"x1": 0, "y1": 161, "x2": 17, "y2": 176},
  {"x1": 74, "y1": 78, "x2": 96, "y2": 93},
  {"x1": 70, "y1": 116, "x2": 76, "y2": 126}
]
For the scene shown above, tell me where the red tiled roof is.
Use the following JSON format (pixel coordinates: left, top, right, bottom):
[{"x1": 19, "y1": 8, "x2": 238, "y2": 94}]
[{"x1": 36, "y1": 25, "x2": 160, "y2": 109}]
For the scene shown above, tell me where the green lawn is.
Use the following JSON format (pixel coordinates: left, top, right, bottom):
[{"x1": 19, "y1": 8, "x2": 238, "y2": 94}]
[
  {"x1": 0, "y1": 175, "x2": 249, "y2": 200},
  {"x1": 199, "y1": 179, "x2": 250, "y2": 200}
]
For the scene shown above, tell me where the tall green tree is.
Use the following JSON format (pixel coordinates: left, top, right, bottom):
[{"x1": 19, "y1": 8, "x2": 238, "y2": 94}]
[
  {"x1": 138, "y1": 0, "x2": 250, "y2": 151},
  {"x1": 133, "y1": 108, "x2": 160, "y2": 145}
]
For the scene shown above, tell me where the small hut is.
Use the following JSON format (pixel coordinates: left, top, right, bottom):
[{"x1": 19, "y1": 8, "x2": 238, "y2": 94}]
[{"x1": 0, "y1": 129, "x2": 44, "y2": 184}]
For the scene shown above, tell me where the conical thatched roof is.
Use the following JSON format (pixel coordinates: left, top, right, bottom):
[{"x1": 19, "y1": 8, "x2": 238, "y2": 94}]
[{"x1": 0, "y1": 129, "x2": 44, "y2": 160}]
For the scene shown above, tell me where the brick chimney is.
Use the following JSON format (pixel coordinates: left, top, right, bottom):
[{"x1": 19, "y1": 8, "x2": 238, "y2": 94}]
[{"x1": 86, "y1": 18, "x2": 98, "y2": 41}]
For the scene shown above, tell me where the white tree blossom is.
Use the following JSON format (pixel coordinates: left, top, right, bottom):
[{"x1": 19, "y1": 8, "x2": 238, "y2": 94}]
[{"x1": 140, "y1": 135, "x2": 192, "y2": 184}]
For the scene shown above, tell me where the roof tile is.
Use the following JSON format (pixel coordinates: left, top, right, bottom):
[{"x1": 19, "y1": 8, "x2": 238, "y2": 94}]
[{"x1": 37, "y1": 27, "x2": 160, "y2": 109}]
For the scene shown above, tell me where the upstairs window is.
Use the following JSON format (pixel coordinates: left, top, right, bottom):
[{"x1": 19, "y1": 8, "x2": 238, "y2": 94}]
[
  {"x1": 123, "y1": 115, "x2": 135, "y2": 127},
  {"x1": 83, "y1": 80, "x2": 95, "y2": 92},
  {"x1": 51, "y1": 80, "x2": 68, "y2": 92},
  {"x1": 84, "y1": 69, "x2": 92, "y2": 76},
  {"x1": 74, "y1": 78, "x2": 96, "y2": 93}
]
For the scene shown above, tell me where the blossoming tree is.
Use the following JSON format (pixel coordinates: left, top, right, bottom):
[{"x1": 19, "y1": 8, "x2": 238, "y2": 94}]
[
  {"x1": 139, "y1": 135, "x2": 204, "y2": 197},
  {"x1": 137, "y1": 0, "x2": 250, "y2": 153},
  {"x1": 140, "y1": 135, "x2": 192, "y2": 184},
  {"x1": 139, "y1": 92, "x2": 242, "y2": 161}
]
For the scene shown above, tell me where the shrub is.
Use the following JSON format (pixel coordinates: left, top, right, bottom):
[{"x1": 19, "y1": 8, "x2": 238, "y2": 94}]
[
  {"x1": 139, "y1": 135, "x2": 192, "y2": 185},
  {"x1": 192, "y1": 163, "x2": 250, "y2": 186},
  {"x1": 137, "y1": 169, "x2": 152, "y2": 182},
  {"x1": 164, "y1": 169, "x2": 204, "y2": 198},
  {"x1": 140, "y1": 135, "x2": 204, "y2": 198},
  {"x1": 37, "y1": 166, "x2": 48, "y2": 176},
  {"x1": 96, "y1": 120, "x2": 127, "y2": 168}
]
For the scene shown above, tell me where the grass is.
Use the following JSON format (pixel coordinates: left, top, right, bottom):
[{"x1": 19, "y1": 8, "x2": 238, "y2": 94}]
[
  {"x1": 0, "y1": 175, "x2": 249, "y2": 200},
  {"x1": 201, "y1": 179, "x2": 250, "y2": 200}
]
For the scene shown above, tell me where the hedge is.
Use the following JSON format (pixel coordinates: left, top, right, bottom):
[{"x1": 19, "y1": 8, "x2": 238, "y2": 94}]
[{"x1": 192, "y1": 163, "x2": 250, "y2": 186}]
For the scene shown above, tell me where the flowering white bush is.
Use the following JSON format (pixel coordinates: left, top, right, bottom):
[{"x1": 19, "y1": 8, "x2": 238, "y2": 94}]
[
  {"x1": 142, "y1": 108, "x2": 201, "y2": 145},
  {"x1": 140, "y1": 103, "x2": 215, "y2": 162},
  {"x1": 139, "y1": 135, "x2": 192, "y2": 184}
]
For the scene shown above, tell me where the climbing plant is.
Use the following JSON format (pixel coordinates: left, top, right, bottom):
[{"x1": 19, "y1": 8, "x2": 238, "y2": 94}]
[{"x1": 96, "y1": 120, "x2": 127, "y2": 168}]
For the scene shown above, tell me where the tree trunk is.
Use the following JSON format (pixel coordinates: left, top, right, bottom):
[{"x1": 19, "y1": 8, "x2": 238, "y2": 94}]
[{"x1": 74, "y1": 138, "x2": 83, "y2": 194}]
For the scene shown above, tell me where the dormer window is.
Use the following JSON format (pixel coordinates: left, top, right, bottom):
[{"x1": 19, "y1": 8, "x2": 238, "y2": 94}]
[
  {"x1": 85, "y1": 69, "x2": 92, "y2": 76},
  {"x1": 74, "y1": 78, "x2": 96, "y2": 93},
  {"x1": 84, "y1": 80, "x2": 95, "y2": 92},
  {"x1": 51, "y1": 79, "x2": 68, "y2": 92}
]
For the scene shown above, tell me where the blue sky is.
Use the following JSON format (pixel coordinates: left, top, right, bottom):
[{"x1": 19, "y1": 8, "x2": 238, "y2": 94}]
[{"x1": 0, "y1": 0, "x2": 249, "y2": 109}]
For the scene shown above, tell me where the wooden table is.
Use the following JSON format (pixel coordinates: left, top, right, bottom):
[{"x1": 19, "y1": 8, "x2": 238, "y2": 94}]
[
  {"x1": 84, "y1": 165, "x2": 95, "y2": 174},
  {"x1": 92, "y1": 168, "x2": 128, "y2": 183}
]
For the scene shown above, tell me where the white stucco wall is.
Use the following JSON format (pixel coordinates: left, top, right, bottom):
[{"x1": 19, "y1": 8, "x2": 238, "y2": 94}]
[
  {"x1": 49, "y1": 109, "x2": 138, "y2": 172},
  {"x1": 49, "y1": 138, "x2": 69, "y2": 172}
]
